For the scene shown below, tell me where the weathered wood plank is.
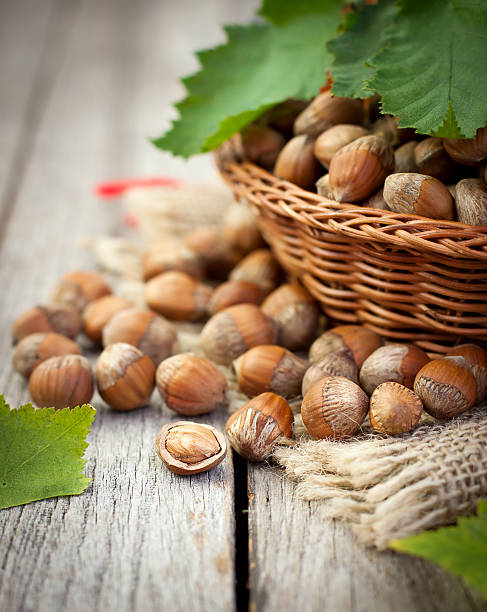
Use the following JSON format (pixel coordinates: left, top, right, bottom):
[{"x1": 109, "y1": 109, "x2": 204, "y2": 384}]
[{"x1": 248, "y1": 464, "x2": 485, "y2": 612}]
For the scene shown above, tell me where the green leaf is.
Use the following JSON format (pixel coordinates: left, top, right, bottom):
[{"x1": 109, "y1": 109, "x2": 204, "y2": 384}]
[
  {"x1": 390, "y1": 500, "x2": 487, "y2": 598},
  {"x1": 0, "y1": 396, "x2": 96, "y2": 509},
  {"x1": 259, "y1": 0, "x2": 333, "y2": 24},
  {"x1": 154, "y1": 2, "x2": 343, "y2": 158},
  {"x1": 369, "y1": 0, "x2": 487, "y2": 138},
  {"x1": 328, "y1": 0, "x2": 398, "y2": 98}
]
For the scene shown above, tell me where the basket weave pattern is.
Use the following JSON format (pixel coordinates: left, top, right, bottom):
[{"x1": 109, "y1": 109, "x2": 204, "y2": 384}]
[{"x1": 217, "y1": 153, "x2": 487, "y2": 353}]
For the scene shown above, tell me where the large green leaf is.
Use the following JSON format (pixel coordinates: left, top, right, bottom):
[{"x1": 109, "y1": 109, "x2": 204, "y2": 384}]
[
  {"x1": 369, "y1": 0, "x2": 487, "y2": 138},
  {"x1": 0, "y1": 396, "x2": 95, "y2": 509}
]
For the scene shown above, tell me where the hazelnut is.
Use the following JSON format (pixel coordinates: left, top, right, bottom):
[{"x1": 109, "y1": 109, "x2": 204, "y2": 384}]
[
  {"x1": 12, "y1": 332, "x2": 82, "y2": 378},
  {"x1": 369, "y1": 382, "x2": 423, "y2": 435},
  {"x1": 455, "y1": 178, "x2": 487, "y2": 226},
  {"x1": 222, "y1": 204, "x2": 266, "y2": 256},
  {"x1": 264, "y1": 99, "x2": 307, "y2": 136},
  {"x1": 446, "y1": 344, "x2": 487, "y2": 403},
  {"x1": 294, "y1": 92, "x2": 365, "y2": 137},
  {"x1": 313, "y1": 124, "x2": 369, "y2": 168},
  {"x1": 233, "y1": 345, "x2": 307, "y2": 398},
  {"x1": 328, "y1": 135, "x2": 394, "y2": 203},
  {"x1": 225, "y1": 392, "x2": 293, "y2": 462},
  {"x1": 261, "y1": 283, "x2": 321, "y2": 350},
  {"x1": 156, "y1": 353, "x2": 228, "y2": 415},
  {"x1": 383, "y1": 173, "x2": 454, "y2": 220},
  {"x1": 199, "y1": 303, "x2": 278, "y2": 365},
  {"x1": 240, "y1": 124, "x2": 286, "y2": 170},
  {"x1": 96, "y1": 342, "x2": 155, "y2": 411},
  {"x1": 145, "y1": 271, "x2": 213, "y2": 321},
  {"x1": 50, "y1": 270, "x2": 111, "y2": 312},
  {"x1": 142, "y1": 243, "x2": 205, "y2": 282},
  {"x1": 208, "y1": 280, "x2": 264, "y2": 315},
  {"x1": 156, "y1": 421, "x2": 227, "y2": 475},
  {"x1": 301, "y1": 350, "x2": 358, "y2": 396},
  {"x1": 82, "y1": 295, "x2": 134, "y2": 344},
  {"x1": 413, "y1": 137, "x2": 457, "y2": 182},
  {"x1": 316, "y1": 174, "x2": 333, "y2": 198},
  {"x1": 273, "y1": 135, "x2": 322, "y2": 190},
  {"x1": 29, "y1": 354, "x2": 94, "y2": 409},
  {"x1": 301, "y1": 376, "x2": 369, "y2": 440},
  {"x1": 364, "y1": 187, "x2": 390, "y2": 210},
  {"x1": 414, "y1": 356, "x2": 477, "y2": 419},
  {"x1": 12, "y1": 305, "x2": 82, "y2": 342},
  {"x1": 102, "y1": 307, "x2": 179, "y2": 366},
  {"x1": 229, "y1": 249, "x2": 282, "y2": 295},
  {"x1": 359, "y1": 343, "x2": 430, "y2": 396},
  {"x1": 370, "y1": 116, "x2": 403, "y2": 147},
  {"x1": 183, "y1": 228, "x2": 240, "y2": 280},
  {"x1": 309, "y1": 325, "x2": 383, "y2": 368},
  {"x1": 394, "y1": 141, "x2": 418, "y2": 174},
  {"x1": 444, "y1": 126, "x2": 487, "y2": 166}
]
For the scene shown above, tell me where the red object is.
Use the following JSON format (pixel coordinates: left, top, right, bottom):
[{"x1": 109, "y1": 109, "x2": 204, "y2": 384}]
[
  {"x1": 320, "y1": 73, "x2": 334, "y2": 94},
  {"x1": 94, "y1": 176, "x2": 180, "y2": 199}
]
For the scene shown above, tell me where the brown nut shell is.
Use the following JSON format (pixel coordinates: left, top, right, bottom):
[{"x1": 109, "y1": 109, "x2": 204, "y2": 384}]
[
  {"x1": 455, "y1": 178, "x2": 487, "y2": 226},
  {"x1": 208, "y1": 280, "x2": 264, "y2": 315},
  {"x1": 294, "y1": 92, "x2": 365, "y2": 137},
  {"x1": 383, "y1": 173, "x2": 454, "y2": 220},
  {"x1": 369, "y1": 382, "x2": 423, "y2": 435},
  {"x1": 314, "y1": 124, "x2": 369, "y2": 168},
  {"x1": 413, "y1": 356, "x2": 477, "y2": 419},
  {"x1": 51, "y1": 270, "x2": 111, "y2": 312},
  {"x1": 301, "y1": 350, "x2": 358, "y2": 396},
  {"x1": 142, "y1": 243, "x2": 205, "y2": 282},
  {"x1": 225, "y1": 392, "x2": 293, "y2": 462},
  {"x1": 12, "y1": 332, "x2": 82, "y2": 378},
  {"x1": 413, "y1": 137, "x2": 457, "y2": 182},
  {"x1": 446, "y1": 344, "x2": 487, "y2": 403},
  {"x1": 301, "y1": 376, "x2": 369, "y2": 440},
  {"x1": 156, "y1": 353, "x2": 228, "y2": 415},
  {"x1": 309, "y1": 325, "x2": 383, "y2": 368},
  {"x1": 222, "y1": 204, "x2": 266, "y2": 256},
  {"x1": 183, "y1": 228, "x2": 240, "y2": 280},
  {"x1": 359, "y1": 343, "x2": 430, "y2": 396},
  {"x1": 29, "y1": 354, "x2": 94, "y2": 409},
  {"x1": 316, "y1": 174, "x2": 333, "y2": 198},
  {"x1": 394, "y1": 141, "x2": 418, "y2": 174},
  {"x1": 145, "y1": 271, "x2": 213, "y2": 321},
  {"x1": 156, "y1": 421, "x2": 227, "y2": 475},
  {"x1": 13, "y1": 305, "x2": 82, "y2": 342},
  {"x1": 273, "y1": 135, "x2": 322, "y2": 190},
  {"x1": 233, "y1": 345, "x2": 307, "y2": 399},
  {"x1": 240, "y1": 124, "x2": 286, "y2": 170},
  {"x1": 229, "y1": 248, "x2": 280, "y2": 295},
  {"x1": 102, "y1": 307, "x2": 179, "y2": 366},
  {"x1": 96, "y1": 342, "x2": 155, "y2": 411},
  {"x1": 83, "y1": 295, "x2": 134, "y2": 344},
  {"x1": 328, "y1": 135, "x2": 394, "y2": 203},
  {"x1": 444, "y1": 126, "x2": 487, "y2": 166}
]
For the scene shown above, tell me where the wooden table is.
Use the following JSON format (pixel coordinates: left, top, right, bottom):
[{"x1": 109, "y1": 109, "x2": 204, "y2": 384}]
[{"x1": 0, "y1": 1, "x2": 484, "y2": 610}]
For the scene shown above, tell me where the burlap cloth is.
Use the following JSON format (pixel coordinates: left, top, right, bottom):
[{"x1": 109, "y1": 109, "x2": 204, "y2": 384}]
[{"x1": 87, "y1": 185, "x2": 487, "y2": 550}]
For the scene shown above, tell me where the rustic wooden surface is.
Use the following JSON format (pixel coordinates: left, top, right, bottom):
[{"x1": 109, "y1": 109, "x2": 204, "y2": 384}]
[{"x1": 0, "y1": 1, "x2": 484, "y2": 611}]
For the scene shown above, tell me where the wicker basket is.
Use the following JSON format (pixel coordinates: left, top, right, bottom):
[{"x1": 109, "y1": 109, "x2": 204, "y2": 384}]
[{"x1": 216, "y1": 147, "x2": 487, "y2": 354}]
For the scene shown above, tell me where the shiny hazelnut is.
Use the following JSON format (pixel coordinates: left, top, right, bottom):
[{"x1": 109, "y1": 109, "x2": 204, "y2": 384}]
[
  {"x1": 102, "y1": 307, "x2": 179, "y2": 366},
  {"x1": 413, "y1": 137, "x2": 457, "y2": 182},
  {"x1": 261, "y1": 283, "x2": 321, "y2": 350},
  {"x1": 446, "y1": 344, "x2": 487, "y2": 403},
  {"x1": 142, "y1": 243, "x2": 205, "y2": 282},
  {"x1": 183, "y1": 228, "x2": 240, "y2": 280},
  {"x1": 359, "y1": 343, "x2": 430, "y2": 396},
  {"x1": 82, "y1": 295, "x2": 134, "y2": 344},
  {"x1": 455, "y1": 178, "x2": 487, "y2": 226},
  {"x1": 294, "y1": 92, "x2": 365, "y2": 137},
  {"x1": 145, "y1": 271, "x2": 213, "y2": 321},
  {"x1": 383, "y1": 173, "x2": 454, "y2": 220},
  {"x1": 328, "y1": 135, "x2": 394, "y2": 203},
  {"x1": 222, "y1": 204, "x2": 266, "y2": 256},
  {"x1": 229, "y1": 249, "x2": 282, "y2": 295},
  {"x1": 301, "y1": 350, "x2": 358, "y2": 396},
  {"x1": 96, "y1": 342, "x2": 155, "y2": 411},
  {"x1": 274, "y1": 135, "x2": 322, "y2": 190},
  {"x1": 240, "y1": 124, "x2": 286, "y2": 170},
  {"x1": 29, "y1": 354, "x2": 94, "y2": 409},
  {"x1": 309, "y1": 325, "x2": 383, "y2": 368},
  {"x1": 414, "y1": 356, "x2": 477, "y2": 419},
  {"x1": 314, "y1": 124, "x2": 369, "y2": 168},
  {"x1": 12, "y1": 305, "x2": 82, "y2": 342},
  {"x1": 199, "y1": 303, "x2": 278, "y2": 365},
  {"x1": 50, "y1": 270, "x2": 111, "y2": 312},
  {"x1": 208, "y1": 280, "x2": 264, "y2": 315},
  {"x1": 225, "y1": 392, "x2": 293, "y2": 462},
  {"x1": 156, "y1": 422, "x2": 227, "y2": 475},
  {"x1": 156, "y1": 353, "x2": 228, "y2": 415},
  {"x1": 369, "y1": 382, "x2": 423, "y2": 435},
  {"x1": 394, "y1": 141, "x2": 418, "y2": 173},
  {"x1": 444, "y1": 126, "x2": 487, "y2": 166},
  {"x1": 12, "y1": 332, "x2": 82, "y2": 378},
  {"x1": 233, "y1": 345, "x2": 307, "y2": 399},
  {"x1": 301, "y1": 376, "x2": 369, "y2": 440}
]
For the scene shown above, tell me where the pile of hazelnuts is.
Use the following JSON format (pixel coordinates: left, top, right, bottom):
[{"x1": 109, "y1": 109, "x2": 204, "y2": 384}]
[
  {"x1": 11, "y1": 204, "x2": 487, "y2": 476},
  {"x1": 235, "y1": 91, "x2": 487, "y2": 225}
]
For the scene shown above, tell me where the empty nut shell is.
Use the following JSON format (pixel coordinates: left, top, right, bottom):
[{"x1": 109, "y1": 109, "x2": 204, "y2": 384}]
[
  {"x1": 313, "y1": 124, "x2": 369, "y2": 168},
  {"x1": 51, "y1": 270, "x2": 111, "y2": 312},
  {"x1": 414, "y1": 356, "x2": 477, "y2": 419},
  {"x1": 309, "y1": 325, "x2": 383, "y2": 368},
  {"x1": 369, "y1": 382, "x2": 423, "y2": 435},
  {"x1": 12, "y1": 332, "x2": 82, "y2": 378},
  {"x1": 301, "y1": 350, "x2": 358, "y2": 396},
  {"x1": 447, "y1": 343, "x2": 487, "y2": 403},
  {"x1": 383, "y1": 173, "x2": 454, "y2": 220},
  {"x1": 455, "y1": 178, "x2": 487, "y2": 226},
  {"x1": 208, "y1": 280, "x2": 264, "y2": 315},
  {"x1": 96, "y1": 342, "x2": 155, "y2": 411},
  {"x1": 156, "y1": 421, "x2": 227, "y2": 475},
  {"x1": 29, "y1": 354, "x2": 94, "y2": 409},
  {"x1": 229, "y1": 249, "x2": 282, "y2": 295},
  {"x1": 273, "y1": 135, "x2": 322, "y2": 190},
  {"x1": 12, "y1": 305, "x2": 82, "y2": 342},
  {"x1": 301, "y1": 376, "x2": 369, "y2": 440},
  {"x1": 145, "y1": 271, "x2": 213, "y2": 321},
  {"x1": 83, "y1": 295, "x2": 134, "y2": 344},
  {"x1": 156, "y1": 353, "x2": 228, "y2": 415},
  {"x1": 225, "y1": 392, "x2": 293, "y2": 462},
  {"x1": 294, "y1": 92, "x2": 365, "y2": 137}
]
